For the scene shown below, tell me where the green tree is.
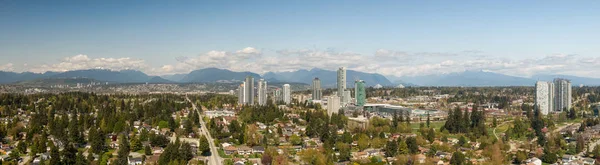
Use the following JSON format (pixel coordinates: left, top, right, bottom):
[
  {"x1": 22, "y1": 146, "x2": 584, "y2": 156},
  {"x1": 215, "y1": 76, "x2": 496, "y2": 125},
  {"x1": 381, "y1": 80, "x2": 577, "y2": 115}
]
[
  {"x1": 199, "y1": 135, "x2": 210, "y2": 156},
  {"x1": 49, "y1": 146, "x2": 61, "y2": 165},
  {"x1": 385, "y1": 140, "x2": 398, "y2": 157},
  {"x1": 290, "y1": 134, "x2": 302, "y2": 145},
  {"x1": 406, "y1": 137, "x2": 419, "y2": 154},
  {"x1": 357, "y1": 134, "x2": 370, "y2": 151},
  {"x1": 115, "y1": 134, "x2": 130, "y2": 165},
  {"x1": 62, "y1": 143, "x2": 78, "y2": 165},
  {"x1": 75, "y1": 150, "x2": 88, "y2": 165},
  {"x1": 515, "y1": 150, "x2": 527, "y2": 164},
  {"x1": 145, "y1": 145, "x2": 153, "y2": 155},
  {"x1": 450, "y1": 151, "x2": 466, "y2": 165},
  {"x1": 576, "y1": 135, "x2": 585, "y2": 153}
]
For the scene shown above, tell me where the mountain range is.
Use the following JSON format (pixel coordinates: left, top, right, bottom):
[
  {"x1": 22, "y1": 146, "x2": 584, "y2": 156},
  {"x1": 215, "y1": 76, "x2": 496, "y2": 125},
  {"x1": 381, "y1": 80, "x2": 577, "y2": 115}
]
[
  {"x1": 1, "y1": 68, "x2": 600, "y2": 87},
  {"x1": 393, "y1": 70, "x2": 600, "y2": 86},
  {"x1": 0, "y1": 69, "x2": 171, "y2": 84}
]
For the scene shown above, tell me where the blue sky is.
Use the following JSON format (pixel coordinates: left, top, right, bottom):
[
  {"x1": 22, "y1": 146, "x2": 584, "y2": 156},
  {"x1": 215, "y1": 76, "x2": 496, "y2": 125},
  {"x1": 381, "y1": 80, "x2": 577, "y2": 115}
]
[{"x1": 1, "y1": 0, "x2": 599, "y2": 77}]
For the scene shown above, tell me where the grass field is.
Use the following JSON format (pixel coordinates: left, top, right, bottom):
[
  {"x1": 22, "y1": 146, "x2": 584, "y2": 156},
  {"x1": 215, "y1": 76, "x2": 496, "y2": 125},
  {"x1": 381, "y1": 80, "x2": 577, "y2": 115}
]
[{"x1": 410, "y1": 121, "x2": 445, "y2": 131}]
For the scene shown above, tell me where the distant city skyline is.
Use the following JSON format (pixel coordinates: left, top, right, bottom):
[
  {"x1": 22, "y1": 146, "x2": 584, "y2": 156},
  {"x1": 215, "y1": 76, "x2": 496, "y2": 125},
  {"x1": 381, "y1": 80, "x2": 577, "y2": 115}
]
[{"x1": 1, "y1": 1, "x2": 600, "y2": 78}]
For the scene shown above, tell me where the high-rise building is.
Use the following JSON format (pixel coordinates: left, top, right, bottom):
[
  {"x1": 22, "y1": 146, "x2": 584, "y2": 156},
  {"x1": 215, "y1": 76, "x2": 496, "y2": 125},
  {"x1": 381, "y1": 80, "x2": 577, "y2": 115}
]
[
  {"x1": 283, "y1": 84, "x2": 291, "y2": 104},
  {"x1": 237, "y1": 83, "x2": 245, "y2": 105},
  {"x1": 554, "y1": 78, "x2": 572, "y2": 112},
  {"x1": 244, "y1": 76, "x2": 255, "y2": 105},
  {"x1": 535, "y1": 81, "x2": 554, "y2": 115},
  {"x1": 355, "y1": 80, "x2": 366, "y2": 107},
  {"x1": 312, "y1": 78, "x2": 322, "y2": 100},
  {"x1": 343, "y1": 90, "x2": 351, "y2": 106},
  {"x1": 258, "y1": 79, "x2": 267, "y2": 106},
  {"x1": 273, "y1": 88, "x2": 282, "y2": 102},
  {"x1": 327, "y1": 95, "x2": 340, "y2": 116},
  {"x1": 337, "y1": 67, "x2": 346, "y2": 104}
]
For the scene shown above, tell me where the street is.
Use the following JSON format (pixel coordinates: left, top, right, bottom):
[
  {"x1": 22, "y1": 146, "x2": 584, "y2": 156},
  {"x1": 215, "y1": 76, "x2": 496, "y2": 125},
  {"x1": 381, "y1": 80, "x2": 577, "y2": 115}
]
[{"x1": 185, "y1": 95, "x2": 223, "y2": 165}]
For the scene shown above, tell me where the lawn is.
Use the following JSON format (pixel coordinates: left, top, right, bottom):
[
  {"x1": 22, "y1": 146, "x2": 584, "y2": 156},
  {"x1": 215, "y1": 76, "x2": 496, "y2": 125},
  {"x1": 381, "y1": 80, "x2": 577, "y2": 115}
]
[{"x1": 410, "y1": 121, "x2": 445, "y2": 130}]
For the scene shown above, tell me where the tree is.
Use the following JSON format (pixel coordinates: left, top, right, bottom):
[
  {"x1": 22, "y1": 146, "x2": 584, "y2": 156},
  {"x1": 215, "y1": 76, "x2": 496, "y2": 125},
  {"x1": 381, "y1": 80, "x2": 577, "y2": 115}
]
[
  {"x1": 131, "y1": 135, "x2": 143, "y2": 151},
  {"x1": 179, "y1": 142, "x2": 194, "y2": 161},
  {"x1": 298, "y1": 149, "x2": 327, "y2": 165},
  {"x1": 261, "y1": 153, "x2": 273, "y2": 165},
  {"x1": 289, "y1": 134, "x2": 302, "y2": 146},
  {"x1": 75, "y1": 150, "x2": 88, "y2": 165},
  {"x1": 49, "y1": 146, "x2": 60, "y2": 165},
  {"x1": 115, "y1": 134, "x2": 130, "y2": 165},
  {"x1": 145, "y1": 145, "x2": 153, "y2": 155},
  {"x1": 398, "y1": 139, "x2": 409, "y2": 155},
  {"x1": 426, "y1": 111, "x2": 431, "y2": 128},
  {"x1": 426, "y1": 128, "x2": 435, "y2": 143},
  {"x1": 515, "y1": 150, "x2": 527, "y2": 164},
  {"x1": 385, "y1": 140, "x2": 398, "y2": 157},
  {"x1": 576, "y1": 135, "x2": 585, "y2": 153},
  {"x1": 199, "y1": 135, "x2": 210, "y2": 156},
  {"x1": 61, "y1": 143, "x2": 78, "y2": 165},
  {"x1": 9, "y1": 149, "x2": 20, "y2": 162},
  {"x1": 338, "y1": 143, "x2": 351, "y2": 162},
  {"x1": 406, "y1": 137, "x2": 419, "y2": 154},
  {"x1": 357, "y1": 134, "x2": 370, "y2": 151},
  {"x1": 492, "y1": 116, "x2": 498, "y2": 127},
  {"x1": 450, "y1": 151, "x2": 466, "y2": 165}
]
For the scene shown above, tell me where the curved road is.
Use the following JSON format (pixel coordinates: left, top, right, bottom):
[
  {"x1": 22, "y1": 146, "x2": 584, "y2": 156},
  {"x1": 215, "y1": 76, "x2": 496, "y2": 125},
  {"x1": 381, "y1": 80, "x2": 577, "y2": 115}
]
[{"x1": 186, "y1": 95, "x2": 223, "y2": 165}]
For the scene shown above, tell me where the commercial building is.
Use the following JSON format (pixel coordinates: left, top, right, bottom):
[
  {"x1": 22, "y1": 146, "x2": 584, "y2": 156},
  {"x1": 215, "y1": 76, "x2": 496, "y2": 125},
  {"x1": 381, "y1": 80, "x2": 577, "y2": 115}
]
[
  {"x1": 343, "y1": 90, "x2": 351, "y2": 106},
  {"x1": 327, "y1": 95, "x2": 340, "y2": 116},
  {"x1": 534, "y1": 78, "x2": 572, "y2": 115},
  {"x1": 237, "y1": 83, "x2": 245, "y2": 105},
  {"x1": 535, "y1": 81, "x2": 554, "y2": 115},
  {"x1": 283, "y1": 84, "x2": 291, "y2": 104},
  {"x1": 554, "y1": 78, "x2": 572, "y2": 112},
  {"x1": 257, "y1": 79, "x2": 267, "y2": 106},
  {"x1": 273, "y1": 88, "x2": 282, "y2": 102},
  {"x1": 312, "y1": 78, "x2": 322, "y2": 100},
  {"x1": 355, "y1": 80, "x2": 366, "y2": 106},
  {"x1": 337, "y1": 67, "x2": 346, "y2": 100},
  {"x1": 244, "y1": 76, "x2": 255, "y2": 105}
]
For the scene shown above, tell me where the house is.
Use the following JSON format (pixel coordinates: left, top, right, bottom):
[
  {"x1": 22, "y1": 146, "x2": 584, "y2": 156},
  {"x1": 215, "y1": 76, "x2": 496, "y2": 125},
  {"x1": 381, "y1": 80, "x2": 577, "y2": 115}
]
[
  {"x1": 237, "y1": 145, "x2": 253, "y2": 155},
  {"x1": 252, "y1": 146, "x2": 265, "y2": 154},
  {"x1": 128, "y1": 157, "x2": 143, "y2": 165},
  {"x1": 353, "y1": 152, "x2": 368, "y2": 159},
  {"x1": 524, "y1": 157, "x2": 542, "y2": 165},
  {"x1": 224, "y1": 146, "x2": 237, "y2": 155},
  {"x1": 221, "y1": 142, "x2": 233, "y2": 148},
  {"x1": 583, "y1": 158, "x2": 596, "y2": 165},
  {"x1": 416, "y1": 154, "x2": 426, "y2": 164},
  {"x1": 435, "y1": 151, "x2": 450, "y2": 159},
  {"x1": 562, "y1": 155, "x2": 575, "y2": 164}
]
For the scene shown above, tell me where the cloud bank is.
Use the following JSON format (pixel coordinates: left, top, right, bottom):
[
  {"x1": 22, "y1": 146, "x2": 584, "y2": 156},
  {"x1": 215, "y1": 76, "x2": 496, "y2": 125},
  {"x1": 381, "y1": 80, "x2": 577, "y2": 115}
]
[{"x1": 2, "y1": 47, "x2": 599, "y2": 78}]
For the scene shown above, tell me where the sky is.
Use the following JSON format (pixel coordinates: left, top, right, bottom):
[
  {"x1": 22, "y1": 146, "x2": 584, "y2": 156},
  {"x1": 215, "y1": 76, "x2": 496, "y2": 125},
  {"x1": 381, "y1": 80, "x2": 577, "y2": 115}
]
[{"x1": 1, "y1": 0, "x2": 599, "y2": 78}]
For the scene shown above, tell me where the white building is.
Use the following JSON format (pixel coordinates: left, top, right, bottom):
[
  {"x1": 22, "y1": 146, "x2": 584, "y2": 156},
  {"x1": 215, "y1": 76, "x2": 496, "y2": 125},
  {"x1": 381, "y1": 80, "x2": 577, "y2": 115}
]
[
  {"x1": 554, "y1": 78, "x2": 572, "y2": 112},
  {"x1": 258, "y1": 79, "x2": 267, "y2": 106},
  {"x1": 283, "y1": 84, "x2": 291, "y2": 104},
  {"x1": 237, "y1": 83, "x2": 245, "y2": 105},
  {"x1": 343, "y1": 90, "x2": 352, "y2": 107},
  {"x1": 244, "y1": 76, "x2": 255, "y2": 105},
  {"x1": 327, "y1": 95, "x2": 340, "y2": 116},
  {"x1": 535, "y1": 81, "x2": 554, "y2": 115},
  {"x1": 312, "y1": 78, "x2": 322, "y2": 100},
  {"x1": 337, "y1": 67, "x2": 346, "y2": 101}
]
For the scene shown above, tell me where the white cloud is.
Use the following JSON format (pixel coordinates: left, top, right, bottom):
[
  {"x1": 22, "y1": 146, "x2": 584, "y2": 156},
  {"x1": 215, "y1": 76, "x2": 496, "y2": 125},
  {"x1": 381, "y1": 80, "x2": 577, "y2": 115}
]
[
  {"x1": 0, "y1": 63, "x2": 14, "y2": 71},
  {"x1": 235, "y1": 47, "x2": 261, "y2": 55},
  {"x1": 29, "y1": 54, "x2": 149, "y2": 73},
  {"x1": 11, "y1": 47, "x2": 600, "y2": 79}
]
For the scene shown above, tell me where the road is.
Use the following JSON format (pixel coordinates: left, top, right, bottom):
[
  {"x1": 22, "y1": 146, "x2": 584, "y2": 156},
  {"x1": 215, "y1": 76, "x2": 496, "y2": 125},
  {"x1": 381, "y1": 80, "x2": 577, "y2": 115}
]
[{"x1": 185, "y1": 95, "x2": 223, "y2": 165}]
